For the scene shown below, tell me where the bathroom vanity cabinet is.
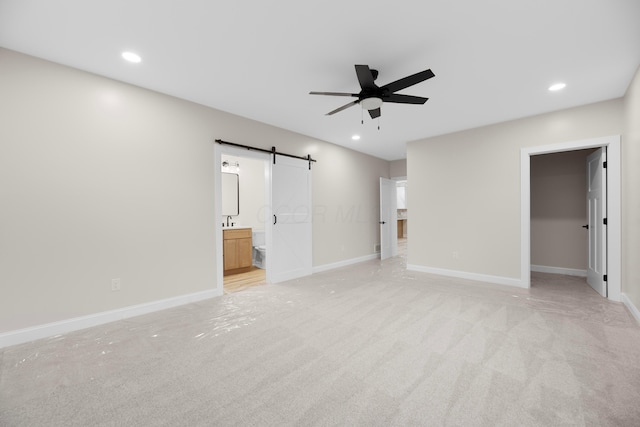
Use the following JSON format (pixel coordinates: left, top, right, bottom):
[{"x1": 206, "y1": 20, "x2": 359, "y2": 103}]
[{"x1": 223, "y1": 228, "x2": 252, "y2": 275}]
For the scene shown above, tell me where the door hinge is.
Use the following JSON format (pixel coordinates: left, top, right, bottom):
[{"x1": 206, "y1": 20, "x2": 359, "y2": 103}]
[
  {"x1": 603, "y1": 218, "x2": 607, "y2": 225},
  {"x1": 603, "y1": 161, "x2": 607, "y2": 168},
  {"x1": 603, "y1": 274, "x2": 608, "y2": 282}
]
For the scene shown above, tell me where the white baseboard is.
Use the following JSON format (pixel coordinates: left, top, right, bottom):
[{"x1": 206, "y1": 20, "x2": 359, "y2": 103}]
[
  {"x1": 622, "y1": 293, "x2": 640, "y2": 324},
  {"x1": 531, "y1": 265, "x2": 587, "y2": 277},
  {"x1": 313, "y1": 253, "x2": 378, "y2": 274},
  {"x1": 0, "y1": 288, "x2": 222, "y2": 349},
  {"x1": 407, "y1": 264, "x2": 527, "y2": 289}
]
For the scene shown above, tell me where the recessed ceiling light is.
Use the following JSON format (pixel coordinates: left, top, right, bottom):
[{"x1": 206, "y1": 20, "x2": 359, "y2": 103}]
[
  {"x1": 548, "y1": 82, "x2": 566, "y2": 91},
  {"x1": 351, "y1": 135, "x2": 361, "y2": 141},
  {"x1": 122, "y1": 51, "x2": 142, "y2": 63}
]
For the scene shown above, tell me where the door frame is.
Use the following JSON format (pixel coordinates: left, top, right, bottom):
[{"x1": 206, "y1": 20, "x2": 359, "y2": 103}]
[
  {"x1": 379, "y1": 177, "x2": 398, "y2": 260},
  {"x1": 214, "y1": 144, "x2": 272, "y2": 294},
  {"x1": 520, "y1": 135, "x2": 621, "y2": 301},
  {"x1": 393, "y1": 176, "x2": 407, "y2": 253}
]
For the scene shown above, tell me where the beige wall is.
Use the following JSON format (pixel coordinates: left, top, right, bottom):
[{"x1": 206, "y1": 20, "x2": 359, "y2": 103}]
[
  {"x1": 623, "y1": 65, "x2": 640, "y2": 310},
  {"x1": 221, "y1": 154, "x2": 266, "y2": 231},
  {"x1": 312, "y1": 142, "x2": 388, "y2": 262},
  {"x1": 390, "y1": 159, "x2": 407, "y2": 178},
  {"x1": 407, "y1": 99, "x2": 623, "y2": 279},
  {"x1": 530, "y1": 150, "x2": 594, "y2": 270},
  {"x1": 0, "y1": 48, "x2": 389, "y2": 333}
]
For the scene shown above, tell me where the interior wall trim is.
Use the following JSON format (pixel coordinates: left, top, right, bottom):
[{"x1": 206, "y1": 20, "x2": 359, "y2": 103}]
[
  {"x1": 406, "y1": 264, "x2": 526, "y2": 288},
  {"x1": 313, "y1": 254, "x2": 379, "y2": 274},
  {"x1": 622, "y1": 293, "x2": 640, "y2": 324},
  {"x1": 531, "y1": 265, "x2": 588, "y2": 277},
  {"x1": 0, "y1": 289, "x2": 221, "y2": 350}
]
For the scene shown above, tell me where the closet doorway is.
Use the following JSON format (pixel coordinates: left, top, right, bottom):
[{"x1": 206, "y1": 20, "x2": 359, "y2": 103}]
[{"x1": 521, "y1": 135, "x2": 621, "y2": 301}]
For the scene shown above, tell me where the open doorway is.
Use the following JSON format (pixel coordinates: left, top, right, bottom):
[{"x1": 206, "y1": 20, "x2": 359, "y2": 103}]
[
  {"x1": 521, "y1": 135, "x2": 621, "y2": 301},
  {"x1": 220, "y1": 152, "x2": 269, "y2": 293},
  {"x1": 396, "y1": 180, "x2": 407, "y2": 257},
  {"x1": 379, "y1": 176, "x2": 408, "y2": 260},
  {"x1": 529, "y1": 148, "x2": 598, "y2": 294},
  {"x1": 379, "y1": 178, "x2": 397, "y2": 260}
]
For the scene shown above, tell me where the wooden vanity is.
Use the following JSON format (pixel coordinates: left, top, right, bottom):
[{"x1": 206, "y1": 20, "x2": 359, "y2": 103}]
[{"x1": 223, "y1": 228, "x2": 252, "y2": 276}]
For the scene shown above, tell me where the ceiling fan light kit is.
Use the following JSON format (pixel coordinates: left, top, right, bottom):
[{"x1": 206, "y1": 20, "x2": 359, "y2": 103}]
[
  {"x1": 360, "y1": 97, "x2": 383, "y2": 111},
  {"x1": 310, "y1": 64, "x2": 434, "y2": 121}
]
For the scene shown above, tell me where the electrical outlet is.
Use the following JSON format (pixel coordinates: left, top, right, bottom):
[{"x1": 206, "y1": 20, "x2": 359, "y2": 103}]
[
  {"x1": 452, "y1": 251, "x2": 459, "y2": 259},
  {"x1": 111, "y1": 278, "x2": 121, "y2": 291},
  {"x1": 374, "y1": 243, "x2": 381, "y2": 253}
]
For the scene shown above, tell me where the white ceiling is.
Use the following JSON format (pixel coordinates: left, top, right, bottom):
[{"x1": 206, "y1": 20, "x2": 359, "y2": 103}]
[{"x1": 1, "y1": 0, "x2": 639, "y2": 160}]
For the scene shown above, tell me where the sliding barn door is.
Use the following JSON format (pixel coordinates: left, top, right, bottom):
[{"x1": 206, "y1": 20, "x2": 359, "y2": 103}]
[{"x1": 270, "y1": 156, "x2": 312, "y2": 283}]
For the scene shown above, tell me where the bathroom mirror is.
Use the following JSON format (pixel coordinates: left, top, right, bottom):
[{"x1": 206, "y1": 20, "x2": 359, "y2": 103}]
[{"x1": 221, "y1": 173, "x2": 239, "y2": 216}]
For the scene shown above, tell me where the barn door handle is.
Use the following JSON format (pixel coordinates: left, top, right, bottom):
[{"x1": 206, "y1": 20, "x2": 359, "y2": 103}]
[
  {"x1": 582, "y1": 224, "x2": 589, "y2": 229},
  {"x1": 273, "y1": 215, "x2": 277, "y2": 225}
]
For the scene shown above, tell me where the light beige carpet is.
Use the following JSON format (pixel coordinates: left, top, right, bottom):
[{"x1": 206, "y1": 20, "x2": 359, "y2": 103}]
[{"x1": 1, "y1": 255, "x2": 639, "y2": 426}]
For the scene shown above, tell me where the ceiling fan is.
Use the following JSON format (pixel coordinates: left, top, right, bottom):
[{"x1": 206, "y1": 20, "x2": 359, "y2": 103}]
[{"x1": 310, "y1": 65, "x2": 435, "y2": 119}]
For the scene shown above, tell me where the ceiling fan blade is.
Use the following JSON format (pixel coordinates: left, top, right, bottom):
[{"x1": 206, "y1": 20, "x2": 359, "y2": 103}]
[
  {"x1": 309, "y1": 91, "x2": 358, "y2": 97},
  {"x1": 368, "y1": 108, "x2": 381, "y2": 119},
  {"x1": 326, "y1": 100, "x2": 359, "y2": 115},
  {"x1": 383, "y1": 93, "x2": 429, "y2": 104},
  {"x1": 355, "y1": 65, "x2": 377, "y2": 90},
  {"x1": 381, "y1": 69, "x2": 435, "y2": 93}
]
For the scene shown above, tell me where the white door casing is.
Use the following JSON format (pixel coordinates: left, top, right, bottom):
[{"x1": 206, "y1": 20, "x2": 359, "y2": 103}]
[
  {"x1": 271, "y1": 155, "x2": 312, "y2": 282},
  {"x1": 379, "y1": 177, "x2": 397, "y2": 260},
  {"x1": 520, "y1": 135, "x2": 620, "y2": 302},
  {"x1": 586, "y1": 148, "x2": 607, "y2": 297}
]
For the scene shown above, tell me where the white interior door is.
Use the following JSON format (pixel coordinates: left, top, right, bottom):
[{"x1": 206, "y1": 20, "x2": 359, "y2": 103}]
[
  {"x1": 586, "y1": 148, "x2": 607, "y2": 297},
  {"x1": 270, "y1": 155, "x2": 312, "y2": 283},
  {"x1": 379, "y1": 178, "x2": 397, "y2": 260}
]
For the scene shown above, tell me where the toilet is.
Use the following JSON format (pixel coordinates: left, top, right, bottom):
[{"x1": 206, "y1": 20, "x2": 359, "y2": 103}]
[{"x1": 252, "y1": 230, "x2": 266, "y2": 269}]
